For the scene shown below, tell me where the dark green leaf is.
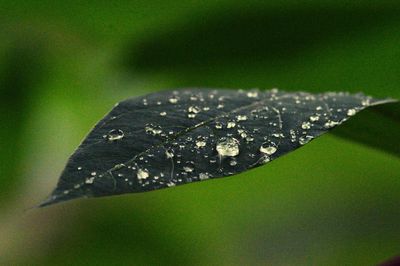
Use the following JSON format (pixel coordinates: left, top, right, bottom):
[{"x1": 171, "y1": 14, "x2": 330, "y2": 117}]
[{"x1": 40, "y1": 89, "x2": 397, "y2": 207}]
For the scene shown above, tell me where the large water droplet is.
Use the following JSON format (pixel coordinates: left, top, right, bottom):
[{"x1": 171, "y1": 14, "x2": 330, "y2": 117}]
[
  {"x1": 216, "y1": 137, "x2": 240, "y2": 157},
  {"x1": 105, "y1": 129, "x2": 124, "y2": 141}
]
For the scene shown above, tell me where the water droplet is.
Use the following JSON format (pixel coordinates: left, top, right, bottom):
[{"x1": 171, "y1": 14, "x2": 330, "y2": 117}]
[
  {"x1": 301, "y1": 122, "x2": 311, "y2": 130},
  {"x1": 299, "y1": 135, "x2": 314, "y2": 145},
  {"x1": 183, "y1": 166, "x2": 194, "y2": 172},
  {"x1": 137, "y1": 169, "x2": 149, "y2": 180},
  {"x1": 347, "y1": 109, "x2": 356, "y2": 116},
  {"x1": 361, "y1": 99, "x2": 370, "y2": 106},
  {"x1": 227, "y1": 121, "x2": 236, "y2": 128},
  {"x1": 85, "y1": 176, "x2": 95, "y2": 184},
  {"x1": 199, "y1": 173, "x2": 210, "y2": 180},
  {"x1": 245, "y1": 136, "x2": 254, "y2": 142},
  {"x1": 309, "y1": 115, "x2": 319, "y2": 122},
  {"x1": 260, "y1": 156, "x2": 270, "y2": 164},
  {"x1": 324, "y1": 120, "x2": 339, "y2": 128},
  {"x1": 216, "y1": 137, "x2": 240, "y2": 157},
  {"x1": 160, "y1": 111, "x2": 167, "y2": 116},
  {"x1": 246, "y1": 91, "x2": 258, "y2": 98},
  {"x1": 145, "y1": 124, "x2": 162, "y2": 135},
  {"x1": 215, "y1": 122, "x2": 223, "y2": 129},
  {"x1": 105, "y1": 129, "x2": 124, "y2": 141},
  {"x1": 165, "y1": 150, "x2": 174, "y2": 158},
  {"x1": 167, "y1": 182, "x2": 176, "y2": 187},
  {"x1": 236, "y1": 115, "x2": 248, "y2": 121},
  {"x1": 188, "y1": 106, "x2": 201, "y2": 113},
  {"x1": 77, "y1": 166, "x2": 82, "y2": 170},
  {"x1": 259, "y1": 143, "x2": 277, "y2": 155},
  {"x1": 196, "y1": 140, "x2": 206, "y2": 148},
  {"x1": 169, "y1": 96, "x2": 179, "y2": 104}
]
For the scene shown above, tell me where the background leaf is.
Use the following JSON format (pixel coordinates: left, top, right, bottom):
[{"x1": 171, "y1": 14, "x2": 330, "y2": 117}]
[{"x1": 1, "y1": 1, "x2": 400, "y2": 265}]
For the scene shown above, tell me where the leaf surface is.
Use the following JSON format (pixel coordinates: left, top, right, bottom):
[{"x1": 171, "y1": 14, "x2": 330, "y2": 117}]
[{"x1": 40, "y1": 89, "x2": 397, "y2": 207}]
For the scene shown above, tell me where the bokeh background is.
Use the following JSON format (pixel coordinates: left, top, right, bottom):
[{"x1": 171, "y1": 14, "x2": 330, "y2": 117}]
[{"x1": 1, "y1": 1, "x2": 400, "y2": 265}]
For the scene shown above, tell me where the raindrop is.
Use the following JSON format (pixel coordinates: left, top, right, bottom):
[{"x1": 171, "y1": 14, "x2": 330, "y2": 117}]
[
  {"x1": 309, "y1": 115, "x2": 319, "y2": 122},
  {"x1": 137, "y1": 169, "x2": 149, "y2": 180},
  {"x1": 169, "y1": 96, "x2": 179, "y2": 104},
  {"x1": 227, "y1": 121, "x2": 236, "y2": 128},
  {"x1": 167, "y1": 182, "x2": 176, "y2": 187},
  {"x1": 165, "y1": 150, "x2": 174, "y2": 158},
  {"x1": 196, "y1": 140, "x2": 207, "y2": 148},
  {"x1": 183, "y1": 166, "x2": 194, "y2": 173},
  {"x1": 361, "y1": 99, "x2": 370, "y2": 106},
  {"x1": 145, "y1": 124, "x2": 162, "y2": 135},
  {"x1": 246, "y1": 91, "x2": 258, "y2": 98},
  {"x1": 188, "y1": 106, "x2": 201, "y2": 113},
  {"x1": 347, "y1": 109, "x2": 356, "y2": 116},
  {"x1": 105, "y1": 129, "x2": 124, "y2": 141},
  {"x1": 85, "y1": 176, "x2": 95, "y2": 184},
  {"x1": 259, "y1": 143, "x2": 277, "y2": 155},
  {"x1": 236, "y1": 115, "x2": 248, "y2": 121},
  {"x1": 199, "y1": 173, "x2": 210, "y2": 180},
  {"x1": 299, "y1": 136, "x2": 314, "y2": 145},
  {"x1": 216, "y1": 137, "x2": 240, "y2": 157},
  {"x1": 215, "y1": 122, "x2": 223, "y2": 129},
  {"x1": 301, "y1": 122, "x2": 311, "y2": 130},
  {"x1": 324, "y1": 120, "x2": 339, "y2": 128}
]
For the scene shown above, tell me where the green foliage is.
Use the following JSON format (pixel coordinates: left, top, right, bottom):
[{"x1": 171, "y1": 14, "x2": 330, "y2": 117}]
[{"x1": 1, "y1": 1, "x2": 399, "y2": 265}]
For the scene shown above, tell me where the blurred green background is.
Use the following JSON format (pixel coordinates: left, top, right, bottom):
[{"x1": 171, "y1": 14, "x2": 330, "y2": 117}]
[{"x1": 1, "y1": 1, "x2": 400, "y2": 265}]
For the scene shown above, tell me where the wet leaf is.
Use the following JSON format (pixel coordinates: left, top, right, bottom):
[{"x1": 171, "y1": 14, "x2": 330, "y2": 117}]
[{"x1": 40, "y1": 89, "x2": 398, "y2": 207}]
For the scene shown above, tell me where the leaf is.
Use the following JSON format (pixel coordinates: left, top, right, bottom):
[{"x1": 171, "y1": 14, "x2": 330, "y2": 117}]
[{"x1": 39, "y1": 89, "x2": 398, "y2": 207}]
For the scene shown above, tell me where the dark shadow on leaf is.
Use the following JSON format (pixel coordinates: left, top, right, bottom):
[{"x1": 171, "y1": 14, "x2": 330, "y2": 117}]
[
  {"x1": 332, "y1": 102, "x2": 400, "y2": 157},
  {"x1": 124, "y1": 5, "x2": 400, "y2": 72}
]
